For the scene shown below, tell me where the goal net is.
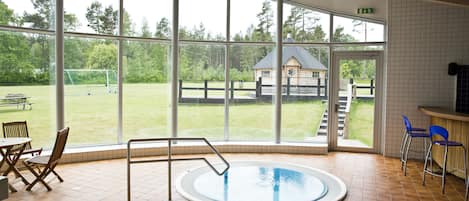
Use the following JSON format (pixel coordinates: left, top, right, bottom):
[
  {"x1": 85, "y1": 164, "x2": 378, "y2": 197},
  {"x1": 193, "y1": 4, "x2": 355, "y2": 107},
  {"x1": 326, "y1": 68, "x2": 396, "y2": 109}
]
[{"x1": 64, "y1": 69, "x2": 117, "y2": 96}]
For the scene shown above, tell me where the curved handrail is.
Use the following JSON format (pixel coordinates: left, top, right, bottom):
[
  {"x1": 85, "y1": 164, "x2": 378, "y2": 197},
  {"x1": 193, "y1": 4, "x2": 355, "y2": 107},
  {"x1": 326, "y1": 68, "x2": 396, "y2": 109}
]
[{"x1": 127, "y1": 137, "x2": 230, "y2": 201}]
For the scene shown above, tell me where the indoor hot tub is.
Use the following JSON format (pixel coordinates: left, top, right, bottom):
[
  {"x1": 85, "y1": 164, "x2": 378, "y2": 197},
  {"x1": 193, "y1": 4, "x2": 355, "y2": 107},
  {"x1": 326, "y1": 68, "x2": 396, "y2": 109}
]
[{"x1": 177, "y1": 161, "x2": 347, "y2": 201}]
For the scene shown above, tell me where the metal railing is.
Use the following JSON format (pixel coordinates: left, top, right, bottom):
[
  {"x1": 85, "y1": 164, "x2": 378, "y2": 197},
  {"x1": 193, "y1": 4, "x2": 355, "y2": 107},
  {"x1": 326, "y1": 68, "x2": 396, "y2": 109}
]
[{"x1": 127, "y1": 137, "x2": 230, "y2": 201}]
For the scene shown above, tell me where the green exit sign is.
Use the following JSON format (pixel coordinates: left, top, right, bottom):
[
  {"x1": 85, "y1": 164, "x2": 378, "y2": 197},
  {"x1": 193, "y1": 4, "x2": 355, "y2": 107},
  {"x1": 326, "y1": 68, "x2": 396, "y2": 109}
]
[{"x1": 357, "y1": 8, "x2": 374, "y2": 14}]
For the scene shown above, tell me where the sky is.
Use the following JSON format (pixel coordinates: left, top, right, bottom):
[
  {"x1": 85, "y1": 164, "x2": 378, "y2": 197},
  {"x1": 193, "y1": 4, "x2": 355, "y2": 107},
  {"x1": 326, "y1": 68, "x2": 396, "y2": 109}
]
[{"x1": 3, "y1": 0, "x2": 383, "y2": 41}]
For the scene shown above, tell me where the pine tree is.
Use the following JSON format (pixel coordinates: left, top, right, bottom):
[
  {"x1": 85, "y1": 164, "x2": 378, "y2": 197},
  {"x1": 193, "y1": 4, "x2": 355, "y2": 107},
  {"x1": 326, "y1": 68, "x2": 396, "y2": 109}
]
[
  {"x1": 155, "y1": 17, "x2": 170, "y2": 38},
  {"x1": 254, "y1": 0, "x2": 273, "y2": 42},
  {"x1": 86, "y1": 1, "x2": 117, "y2": 34}
]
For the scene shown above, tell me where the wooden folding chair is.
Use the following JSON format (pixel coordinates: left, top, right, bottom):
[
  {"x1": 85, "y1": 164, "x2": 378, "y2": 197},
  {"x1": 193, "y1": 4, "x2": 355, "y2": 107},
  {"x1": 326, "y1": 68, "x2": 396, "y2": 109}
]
[
  {"x1": 23, "y1": 127, "x2": 69, "y2": 191},
  {"x1": 2, "y1": 121, "x2": 43, "y2": 156}
]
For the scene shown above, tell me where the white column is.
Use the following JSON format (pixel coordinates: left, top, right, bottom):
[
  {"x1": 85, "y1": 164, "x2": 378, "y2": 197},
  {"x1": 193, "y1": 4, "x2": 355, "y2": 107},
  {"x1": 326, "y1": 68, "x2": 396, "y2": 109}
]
[
  {"x1": 117, "y1": 0, "x2": 124, "y2": 144},
  {"x1": 171, "y1": 0, "x2": 179, "y2": 138},
  {"x1": 224, "y1": 0, "x2": 230, "y2": 141},
  {"x1": 275, "y1": 0, "x2": 283, "y2": 144},
  {"x1": 55, "y1": 0, "x2": 64, "y2": 130}
]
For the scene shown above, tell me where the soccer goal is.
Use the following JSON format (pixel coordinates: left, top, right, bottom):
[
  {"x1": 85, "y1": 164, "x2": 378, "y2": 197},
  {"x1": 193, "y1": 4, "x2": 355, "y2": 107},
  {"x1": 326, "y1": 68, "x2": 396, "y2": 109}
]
[{"x1": 64, "y1": 69, "x2": 117, "y2": 96}]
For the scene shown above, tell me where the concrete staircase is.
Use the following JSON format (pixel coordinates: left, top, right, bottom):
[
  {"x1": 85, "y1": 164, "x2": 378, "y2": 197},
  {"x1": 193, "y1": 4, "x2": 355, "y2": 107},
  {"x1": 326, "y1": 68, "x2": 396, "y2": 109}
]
[{"x1": 317, "y1": 96, "x2": 348, "y2": 136}]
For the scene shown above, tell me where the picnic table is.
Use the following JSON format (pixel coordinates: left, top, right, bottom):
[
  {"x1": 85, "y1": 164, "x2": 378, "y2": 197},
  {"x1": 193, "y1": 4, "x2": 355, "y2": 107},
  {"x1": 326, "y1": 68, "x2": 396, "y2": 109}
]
[{"x1": 0, "y1": 94, "x2": 33, "y2": 110}]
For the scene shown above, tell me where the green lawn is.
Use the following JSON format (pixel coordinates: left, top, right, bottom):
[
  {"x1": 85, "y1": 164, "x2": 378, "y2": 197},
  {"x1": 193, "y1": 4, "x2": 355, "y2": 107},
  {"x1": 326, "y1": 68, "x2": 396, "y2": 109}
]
[
  {"x1": 348, "y1": 99, "x2": 375, "y2": 146},
  {"x1": 0, "y1": 83, "x2": 326, "y2": 148}
]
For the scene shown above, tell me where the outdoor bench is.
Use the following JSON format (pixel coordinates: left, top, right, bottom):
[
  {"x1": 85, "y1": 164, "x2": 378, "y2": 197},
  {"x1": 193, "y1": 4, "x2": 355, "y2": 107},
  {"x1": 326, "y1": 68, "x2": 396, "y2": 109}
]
[{"x1": 0, "y1": 94, "x2": 33, "y2": 110}]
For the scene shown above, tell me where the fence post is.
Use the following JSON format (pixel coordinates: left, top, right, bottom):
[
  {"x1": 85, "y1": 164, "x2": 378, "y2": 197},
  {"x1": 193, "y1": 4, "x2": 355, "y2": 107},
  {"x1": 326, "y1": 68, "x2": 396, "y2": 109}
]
[
  {"x1": 204, "y1": 80, "x2": 208, "y2": 99},
  {"x1": 317, "y1": 78, "x2": 321, "y2": 97},
  {"x1": 256, "y1": 81, "x2": 260, "y2": 97},
  {"x1": 287, "y1": 77, "x2": 291, "y2": 96},
  {"x1": 178, "y1": 80, "x2": 182, "y2": 102},
  {"x1": 230, "y1": 80, "x2": 234, "y2": 100},
  {"x1": 258, "y1": 77, "x2": 262, "y2": 96},
  {"x1": 324, "y1": 78, "x2": 328, "y2": 98},
  {"x1": 370, "y1": 79, "x2": 374, "y2": 95}
]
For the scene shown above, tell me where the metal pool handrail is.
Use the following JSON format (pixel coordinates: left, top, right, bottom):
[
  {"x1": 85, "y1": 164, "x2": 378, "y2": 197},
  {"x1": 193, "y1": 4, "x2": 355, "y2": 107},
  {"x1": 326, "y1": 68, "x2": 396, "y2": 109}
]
[{"x1": 127, "y1": 137, "x2": 230, "y2": 201}]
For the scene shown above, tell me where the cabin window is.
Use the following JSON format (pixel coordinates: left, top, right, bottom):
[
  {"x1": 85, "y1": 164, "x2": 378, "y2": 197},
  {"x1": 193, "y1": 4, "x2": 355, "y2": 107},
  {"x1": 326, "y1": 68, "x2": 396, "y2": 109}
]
[
  {"x1": 312, "y1": 72, "x2": 320, "y2": 78},
  {"x1": 262, "y1": 71, "x2": 271, "y2": 77},
  {"x1": 288, "y1": 69, "x2": 296, "y2": 76}
]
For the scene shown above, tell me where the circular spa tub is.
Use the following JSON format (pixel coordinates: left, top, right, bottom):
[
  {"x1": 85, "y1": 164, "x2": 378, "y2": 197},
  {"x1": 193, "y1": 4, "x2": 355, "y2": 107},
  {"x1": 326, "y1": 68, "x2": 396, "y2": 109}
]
[{"x1": 176, "y1": 161, "x2": 347, "y2": 201}]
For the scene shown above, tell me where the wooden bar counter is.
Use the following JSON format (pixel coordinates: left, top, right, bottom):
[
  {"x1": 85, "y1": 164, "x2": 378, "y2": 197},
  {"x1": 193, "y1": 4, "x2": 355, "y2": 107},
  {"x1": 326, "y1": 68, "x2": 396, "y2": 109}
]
[{"x1": 419, "y1": 106, "x2": 469, "y2": 179}]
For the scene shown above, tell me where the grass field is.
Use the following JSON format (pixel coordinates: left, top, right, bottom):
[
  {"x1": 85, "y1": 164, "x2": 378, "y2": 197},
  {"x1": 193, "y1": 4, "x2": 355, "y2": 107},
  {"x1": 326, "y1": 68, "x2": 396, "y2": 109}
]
[
  {"x1": 348, "y1": 99, "x2": 375, "y2": 146},
  {"x1": 0, "y1": 83, "x2": 326, "y2": 149}
]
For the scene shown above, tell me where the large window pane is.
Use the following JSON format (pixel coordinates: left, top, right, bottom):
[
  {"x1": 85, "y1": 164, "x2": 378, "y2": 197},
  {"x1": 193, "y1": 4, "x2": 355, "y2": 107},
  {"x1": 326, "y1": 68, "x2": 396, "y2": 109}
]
[
  {"x1": 231, "y1": 0, "x2": 277, "y2": 42},
  {"x1": 123, "y1": 0, "x2": 171, "y2": 38},
  {"x1": 0, "y1": 31, "x2": 56, "y2": 148},
  {"x1": 64, "y1": 37, "x2": 117, "y2": 146},
  {"x1": 123, "y1": 41, "x2": 170, "y2": 140},
  {"x1": 281, "y1": 46, "x2": 329, "y2": 143},
  {"x1": 65, "y1": 0, "x2": 118, "y2": 34},
  {"x1": 229, "y1": 45, "x2": 274, "y2": 141},
  {"x1": 283, "y1": 4, "x2": 330, "y2": 42},
  {"x1": 180, "y1": 0, "x2": 226, "y2": 41},
  {"x1": 333, "y1": 16, "x2": 384, "y2": 42},
  {"x1": 178, "y1": 44, "x2": 225, "y2": 140},
  {"x1": 2, "y1": 0, "x2": 55, "y2": 31}
]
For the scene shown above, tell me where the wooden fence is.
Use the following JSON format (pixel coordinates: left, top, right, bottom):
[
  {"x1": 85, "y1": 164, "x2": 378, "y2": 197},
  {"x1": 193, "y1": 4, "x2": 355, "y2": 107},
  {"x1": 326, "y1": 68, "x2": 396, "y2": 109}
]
[{"x1": 178, "y1": 77, "x2": 375, "y2": 102}]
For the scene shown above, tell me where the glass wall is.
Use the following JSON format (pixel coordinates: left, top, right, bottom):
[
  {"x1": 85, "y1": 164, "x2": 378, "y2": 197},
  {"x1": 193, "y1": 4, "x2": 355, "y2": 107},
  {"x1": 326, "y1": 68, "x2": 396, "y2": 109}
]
[
  {"x1": 0, "y1": 0, "x2": 385, "y2": 148},
  {"x1": 280, "y1": 46, "x2": 329, "y2": 143},
  {"x1": 229, "y1": 45, "x2": 274, "y2": 141},
  {"x1": 0, "y1": 1, "x2": 56, "y2": 149},
  {"x1": 0, "y1": 31, "x2": 56, "y2": 149},
  {"x1": 64, "y1": 0, "x2": 119, "y2": 34},
  {"x1": 64, "y1": 37, "x2": 118, "y2": 147},
  {"x1": 123, "y1": 0, "x2": 171, "y2": 38},
  {"x1": 333, "y1": 16, "x2": 384, "y2": 42},
  {"x1": 231, "y1": 0, "x2": 277, "y2": 42},
  {"x1": 122, "y1": 41, "x2": 170, "y2": 141},
  {"x1": 180, "y1": 0, "x2": 226, "y2": 41},
  {"x1": 178, "y1": 44, "x2": 225, "y2": 140}
]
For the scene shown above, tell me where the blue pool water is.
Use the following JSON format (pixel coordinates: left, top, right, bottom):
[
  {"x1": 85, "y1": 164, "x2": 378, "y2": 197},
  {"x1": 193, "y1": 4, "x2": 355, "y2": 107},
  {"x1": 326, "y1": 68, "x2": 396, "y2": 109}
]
[{"x1": 192, "y1": 165, "x2": 328, "y2": 201}]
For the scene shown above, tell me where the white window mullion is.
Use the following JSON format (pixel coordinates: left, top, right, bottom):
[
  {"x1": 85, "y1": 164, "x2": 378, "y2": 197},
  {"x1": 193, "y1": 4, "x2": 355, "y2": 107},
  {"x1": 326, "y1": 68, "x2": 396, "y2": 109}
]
[
  {"x1": 117, "y1": 0, "x2": 124, "y2": 144},
  {"x1": 275, "y1": 0, "x2": 283, "y2": 144},
  {"x1": 171, "y1": 0, "x2": 179, "y2": 138},
  {"x1": 55, "y1": 0, "x2": 65, "y2": 130}
]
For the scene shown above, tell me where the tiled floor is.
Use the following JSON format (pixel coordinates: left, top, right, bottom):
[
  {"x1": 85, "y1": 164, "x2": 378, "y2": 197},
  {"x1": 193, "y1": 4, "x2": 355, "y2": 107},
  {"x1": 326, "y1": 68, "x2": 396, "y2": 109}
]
[{"x1": 6, "y1": 152, "x2": 467, "y2": 201}]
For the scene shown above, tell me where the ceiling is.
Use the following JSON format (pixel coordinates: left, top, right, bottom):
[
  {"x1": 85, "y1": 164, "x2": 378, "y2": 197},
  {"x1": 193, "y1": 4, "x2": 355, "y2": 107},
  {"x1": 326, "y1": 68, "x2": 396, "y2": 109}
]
[{"x1": 289, "y1": 0, "x2": 388, "y2": 22}]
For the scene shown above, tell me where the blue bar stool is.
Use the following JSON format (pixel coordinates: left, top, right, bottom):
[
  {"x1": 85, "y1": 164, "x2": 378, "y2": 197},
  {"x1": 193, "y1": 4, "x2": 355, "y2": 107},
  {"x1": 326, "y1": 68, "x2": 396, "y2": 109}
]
[
  {"x1": 400, "y1": 115, "x2": 429, "y2": 176},
  {"x1": 423, "y1": 125, "x2": 467, "y2": 194}
]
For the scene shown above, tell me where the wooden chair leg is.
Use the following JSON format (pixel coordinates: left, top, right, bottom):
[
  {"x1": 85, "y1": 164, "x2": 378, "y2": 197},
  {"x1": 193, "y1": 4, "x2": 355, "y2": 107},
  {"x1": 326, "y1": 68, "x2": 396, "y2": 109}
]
[
  {"x1": 51, "y1": 170, "x2": 64, "y2": 182},
  {"x1": 23, "y1": 161, "x2": 45, "y2": 191}
]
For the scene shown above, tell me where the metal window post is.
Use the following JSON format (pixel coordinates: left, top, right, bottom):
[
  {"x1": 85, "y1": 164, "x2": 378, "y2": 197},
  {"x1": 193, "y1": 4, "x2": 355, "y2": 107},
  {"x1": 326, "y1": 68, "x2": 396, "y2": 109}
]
[
  {"x1": 117, "y1": 0, "x2": 124, "y2": 144},
  {"x1": 172, "y1": 0, "x2": 179, "y2": 139},
  {"x1": 55, "y1": 0, "x2": 64, "y2": 130},
  {"x1": 275, "y1": 0, "x2": 283, "y2": 144},
  {"x1": 224, "y1": 0, "x2": 230, "y2": 141}
]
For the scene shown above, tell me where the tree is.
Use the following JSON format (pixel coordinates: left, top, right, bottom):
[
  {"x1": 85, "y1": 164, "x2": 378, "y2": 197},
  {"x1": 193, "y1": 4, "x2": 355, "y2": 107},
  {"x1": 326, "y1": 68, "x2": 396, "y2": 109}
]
[
  {"x1": 122, "y1": 11, "x2": 135, "y2": 36},
  {"x1": 140, "y1": 18, "x2": 151, "y2": 37},
  {"x1": 254, "y1": 0, "x2": 273, "y2": 42},
  {"x1": 22, "y1": 0, "x2": 79, "y2": 30},
  {"x1": 0, "y1": 1, "x2": 14, "y2": 25},
  {"x1": 86, "y1": 1, "x2": 117, "y2": 34},
  {"x1": 100, "y1": 5, "x2": 118, "y2": 34},
  {"x1": 86, "y1": 2, "x2": 103, "y2": 33},
  {"x1": 283, "y1": 6, "x2": 320, "y2": 41},
  {"x1": 155, "y1": 17, "x2": 170, "y2": 38},
  {"x1": 86, "y1": 43, "x2": 117, "y2": 70},
  {"x1": 333, "y1": 26, "x2": 357, "y2": 42},
  {"x1": 0, "y1": 2, "x2": 35, "y2": 84}
]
